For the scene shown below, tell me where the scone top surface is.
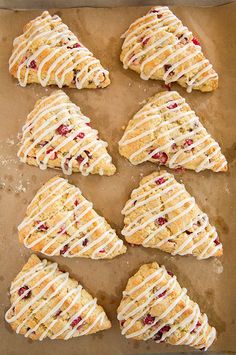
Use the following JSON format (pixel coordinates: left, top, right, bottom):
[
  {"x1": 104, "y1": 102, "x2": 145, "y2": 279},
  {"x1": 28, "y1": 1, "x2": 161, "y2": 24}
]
[
  {"x1": 18, "y1": 90, "x2": 116, "y2": 176},
  {"x1": 119, "y1": 90, "x2": 227, "y2": 173},
  {"x1": 120, "y1": 6, "x2": 218, "y2": 92},
  {"x1": 9, "y1": 11, "x2": 110, "y2": 89},
  {"x1": 117, "y1": 262, "x2": 216, "y2": 350},
  {"x1": 5, "y1": 254, "x2": 111, "y2": 340},
  {"x1": 18, "y1": 176, "x2": 126, "y2": 259},
  {"x1": 122, "y1": 170, "x2": 223, "y2": 259}
]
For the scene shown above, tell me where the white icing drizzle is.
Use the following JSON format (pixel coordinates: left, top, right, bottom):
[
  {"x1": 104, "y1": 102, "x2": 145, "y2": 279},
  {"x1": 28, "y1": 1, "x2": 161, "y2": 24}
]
[
  {"x1": 17, "y1": 91, "x2": 113, "y2": 176},
  {"x1": 9, "y1": 11, "x2": 108, "y2": 89},
  {"x1": 5, "y1": 258, "x2": 108, "y2": 339},
  {"x1": 117, "y1": 264, "x2": 216, "y2": 350},
  {"x1": 119, "y1": 92, "x2": 226, "y2": 172},
  {"x1": 121, "y1": 6, "x2": 218, "y2": 91},
  {"x1": 18, "y1": 177, "x2": 124, "y2": 259},
  {"x1": 121, "y1": 172, "x2": 222, "y2": 259}
]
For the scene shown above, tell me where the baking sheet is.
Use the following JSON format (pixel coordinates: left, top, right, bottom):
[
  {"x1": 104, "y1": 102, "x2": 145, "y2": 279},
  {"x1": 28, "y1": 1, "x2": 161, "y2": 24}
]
[{"x1": 0, "y1": 4, "x2": 236, "y2": 355}]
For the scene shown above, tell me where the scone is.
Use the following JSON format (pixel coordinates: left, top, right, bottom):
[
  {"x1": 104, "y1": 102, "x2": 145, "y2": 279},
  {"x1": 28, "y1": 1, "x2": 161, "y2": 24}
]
[
  {"x1": 120, "y1": 6, "x2": 218, "y2": 92},
  {"x1": 18, "y1": 176, "x2": 126, "y2": 259},
  {"x1": 9, "y1": 11, "x2": 110, "y2": 89},
  {"x1": 117, "y1": 262, "x2": 216, "y2": 350},
  {"x1": 119, "y1": 91, "x2": 227, "y2": 173},
  {"x1": 18, "y1": 90, "x2": 116, "y2": 176},
  {"x1": 5, "y1": 254, "x2": 111, "y2": 340},
  {"x1": 122, "y1": 171, "x2": 223, "y2": 259}
]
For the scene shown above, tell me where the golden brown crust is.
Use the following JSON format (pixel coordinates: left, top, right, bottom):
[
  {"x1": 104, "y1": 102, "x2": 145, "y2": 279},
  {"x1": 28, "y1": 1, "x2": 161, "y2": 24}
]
[
  {"x1": 18, "y1": 90, "x2": 116, "y2": 176},
  {"x1": 117, "y1": 262, "x2": 216, "y2": 350},
  {"x1": 18, "y1": 176, "x2": 126, "y2": 259},
  {"x1": 5, "y1": 255, "x2": 111, "y2": 340},
  {"x1": 119, "y1": 91, "x2": 227, "y2": 173},
  {"x1": 120, "y1": 6, "x2": 218, "y2": 92},
  {"x1": 9, "y1": 11, "x2": 110, "y2": 89},
  {"x1": 122, "y1": 171, "x2": 223, "y2": 259}
]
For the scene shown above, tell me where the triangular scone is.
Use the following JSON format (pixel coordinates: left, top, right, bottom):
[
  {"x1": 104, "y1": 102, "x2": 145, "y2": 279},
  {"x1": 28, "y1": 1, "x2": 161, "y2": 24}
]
[
  {"x1": 122, "y1": 171, "x2": 223, "y2": 259},
  {"x1": 5, "y1": 255, "x2": 111, "y2": 340},
  {"x1": 17, "y1": 90, "x2": 116, "y2": 176},
  {"x1": 9, "y1": 11, "x2": 110, "y2": 89},
  {"x1": 117, "y1": 262, "x2": 216, "y2": 350},
  {"x1": 119, "y1": 91, "x2": 227, "y2": 173},
  {"x1": 18, "y1": 176, "x2": 126, "y2": 259},
  {"x1": 120, "y1": 6, "x2": 218, "y2": 93}
]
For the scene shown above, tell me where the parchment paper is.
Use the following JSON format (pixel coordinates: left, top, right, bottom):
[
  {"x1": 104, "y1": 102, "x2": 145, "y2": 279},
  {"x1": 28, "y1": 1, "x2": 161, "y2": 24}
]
[{"x1": 0, "y1": 4, "x2": 235, "y2": 355}]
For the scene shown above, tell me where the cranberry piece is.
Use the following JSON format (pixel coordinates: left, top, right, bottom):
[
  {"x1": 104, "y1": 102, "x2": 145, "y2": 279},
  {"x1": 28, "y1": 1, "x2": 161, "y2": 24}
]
[
  {"x1": 56, "y1": 124, "x2": 71, "y2": 136},
  {"x1": 133, "y1": 200, "x2": 137, "y2": 206},
  {"x1": 58, "y1": 226, "x2": 67, "y2": 235},
  {"x1": 167, "y1": 270, "x2": 174, "y2": 277},
  {"x1": 46, "y1": 148, "x2": 57, "y2": 160},
  {"x1": 155, "y1": 177, "x2": 166, "y2": 185},
  {"x1": 82, "y1": 238, "x2": 88, "y2": 247},
  {"x1": 192, "y1": 38, "x2": 200, "y2": 46},
  {"x1": 184, "y1": 139, "x2": 193, "y2": 146},
  {"x1": 86, "y1": 122, "x2": 91, "y2": 127},
  {"x1": 131, "y1": 55, "x2": 138, "y2": 64},
  {"x1": 75, "y1": 132, "x2": 85, "y2": 139},
  {"x1": 64, "y1": 157, "x2": 71, "y2": 171},
  {"x1": 37, "y1": 222, "x2": 48, "y2": 231},
  {"x1": 150, "y1": 151, "x2": 168, "y2": 164},
  {"x1": 55, "y1": 310, "x2": 62, "y2": 317},
  {"x1": 171, "y1": 143, "x2": 177, "y2": 150},
  {"x1": 185, "y1": 230, "x2": 192, "y2": 235},
  {"x1": 191, "y1": 320, "x2": 202, "y2": 333},
  {"x1": 84, "y1": 150, "x2": 92, "y2": 159},
  {"x1": 143, "y1": 314, "x2": 155, "y2": 325},
  {"x1": 18, "y1": 285, "x2": 31, "y2": 299},
  {"x1": 99, "y1": 249, "x2": 106, "y2": 253},
  {"x1": 67, "y1": 43, "x2": 81, "y2": 49},
  {"x1": 39, "y1": 141, "x2": 48, "y2": 147},
  {"x1": 164, "y1": 83, "x2": 172, "y2": 91},
  {"x1": 74, "y1": 199, "x2": 79, "y2": 206},
  {"x1": 142, "y1": 37, "x2": 150, "y2": 46},
  {"x1": 162, "y1": 325, "x2": 171, "y2": 332},
  {"x1": 167, "y1": 102, "x2": 178, "y2": 109},
  {"x1": 150, "y1": 10, "x2": 162, "y2": 18},
  {"x1": 70, "y1": 316, "x2": 82, "y2": 328},
  {"x1": 158, "y1": 290, "x2": 167, "y2": 298},
  {"x1": 154, "y1": 325, "x2": 171, "y2": 341},
  {"x1": 28, "y1": 60, "x2": 37, "y2": 69},
  {"x1": 120, "y1": 320, "x2": 125, "y2": 327},
  {"x1": 156, "y1": 217, "x2": 167, "y2": 226},
  {"x1": 77, "y1": 155, "x2": 84, "y2": 164},
  {"x1": 60, "y1": 244, "x2": 69, "y2": 255},
  {"x1": 174, "y1": 166, "x2": 185, "y2": 174},
  {"x1": 164, "y1": 64, "x2": 174, "y2": 76},
  {"x1": 214, "y1": 237, "x2": 221, "y2": 246}
]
